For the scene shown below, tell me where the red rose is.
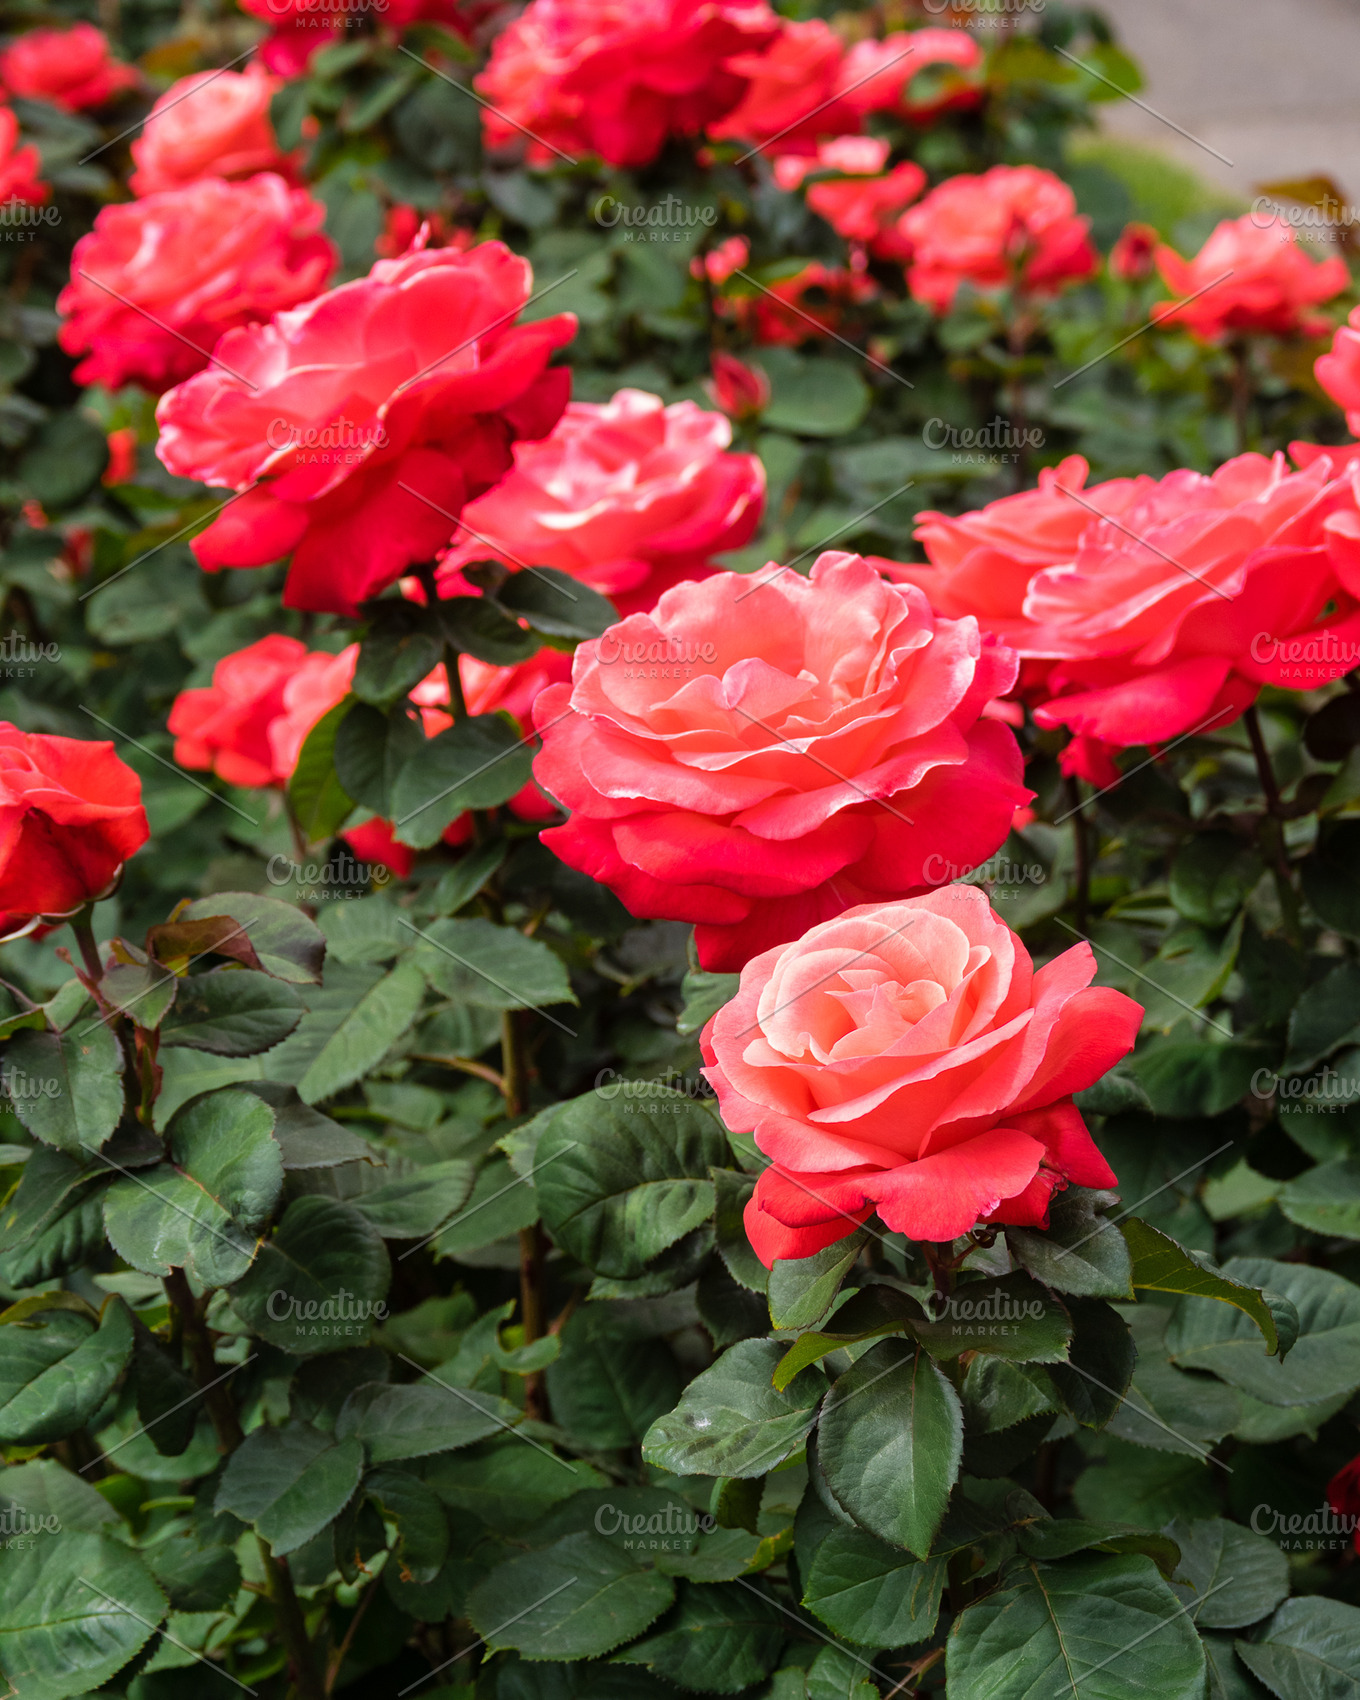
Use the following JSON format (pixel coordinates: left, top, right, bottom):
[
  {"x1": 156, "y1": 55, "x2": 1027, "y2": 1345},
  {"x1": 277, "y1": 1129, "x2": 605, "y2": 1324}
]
[
  {"x1": 807, "y1": 158, "x2": 926, "y2": 262},
  {"x1": 702, "y1": 887, "x2": 1140, "y2": 1264},
  {"x1": 129, "y1": 64, "x2": 292, "y2": 197},
  {"x1": 896, "y1": 452, "x2": 1360, "y2": 786},
  {"x1": 0, "y1": 104, "x2": 46, "y2": 206},
  {"x1": 691, "y1": 236, "x2": 750, "y2": 285},
  {"x1": 154, "y1": 240, "x2": 576, "y2": 616},
  {"x1": 58, "y1": 174, "x2": 335, "y2": 393},
  {"x1": 437, "y1": 388, "x2": 764, "y2": 612},
  {"x1": 531, "y1": 551, "x2": 1029, "y2": 971},
  {"x1": 1108, "y1": 221, "x2": 1159, "y2": 283},
  {"x1": 1153, "y1": 216, "x2": 1348, "y2": 343},
  {"x1": 1314, "y1": 306, "x2": 1360, "y2": 433},
  {"x1": 475, "y1": 0, "x2": 780, "y2": 169},
  {"x1": 0, "y1": 24, "x2": 137, "y2": 112},
  {"x1": 705, "y1": 351, "x2": 771, "y2": 421},
  {"x1": 102, "y1": 427, "x2": 138, "y2": 486},
  {"x1": 729, "y1": 260, "x2": 878, "y2": 347},
  {"x1": 707, "y1": 18, "x2": 853, "y2": 155},
  {"x1": 899, "y1": 165, "x2": 1097, "y2": 313},
  {"x1": 0, "y1": 725, "x2": 149, "y2": 928},
  {"x1": 1328, "y1": 1455, "x2": 1360, "y2": 1553},
  {"x1": 240, "y1": 0, "x2": 482, "y2": 77},
  {"x1": 837, "y1": 28, "x2": 983, "y2": 126}
]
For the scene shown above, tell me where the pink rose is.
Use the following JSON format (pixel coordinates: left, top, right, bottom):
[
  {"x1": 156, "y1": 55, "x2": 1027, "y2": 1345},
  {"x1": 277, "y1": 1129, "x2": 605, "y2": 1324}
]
[
  {"x1": 1314, "y1": 306, "x2": 1360, "y2": 433},
  {"x1": 436, "y1": 388, "x2": 764, "y2": 613},
  {"x1": 154, "y1": 240, "x2": 576, "y2": 616},
  {"x1": 707, "y1": 18, "x2": 854, "y2": 155},
  {"x1": 807, "y1": 159, "x2": 926, "y2": 262},
  {"x1": 702, "y1": 887, "x2": 1140, "y2": 1264},
  {"x1": 58, "y1": 174, "x2": 335, "y2": 393},
  {"x1": 0, "y1": 103, "x2": 46, "y2": 206},
  {"x1": 531, "y1": 552, "x2": 1029, "y2": 971},
  {"x1": 691, "y1": 235, "x2": 750, "y2": 285},
  {"x1": 475, "y1": 0, "x2": 780, "y2": 169},
  {"x1": 129, "y1": 64, "x2": 292, "y2": 197},
  {"x1": 837, "y1": 27, "x2": 983, "y2": 125},
  {"x1": 1153, "y1": 216, "x2": 1348, "y2": 343},
  {"x1": 1108, "y1": 221, "x2": 1158, "y2": 283},
  {"x1": 0, "y1": 24, "x2": 137, "y2": 112},
  {"x1": 895, "y1": 452, "x2": 1360, "y2": 786},
  {"x1": 899, "y1": 164, "x2": 1097, "y2": 313},
  {"x1": 705, "y1": 351, "x2": 771, "y2": 421},
  {"x1": 240, "y1": 0, "x2": 483, "y2": 78},
  {"x1": 727, "y1": 259, "x2": 878, "y2": 347}
]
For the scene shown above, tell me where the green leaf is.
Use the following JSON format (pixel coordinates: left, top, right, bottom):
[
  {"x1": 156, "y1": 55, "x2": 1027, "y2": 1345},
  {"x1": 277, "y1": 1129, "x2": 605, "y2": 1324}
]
[
  {"x1": 333, "y1": 699, "x2": 425, "y2": 814},
  {"x1": 19, "y1": 411, "x2": 109, "y2": 507},
  {"x1": 819, "y1": 1340, "x2": 963, "y2": 1558},
  {"x1": 159, "y1": 969, "x2": 304, "y2": 1056},
  {"x1": 131, "y1": 1329, "x2": 197, "y2": 1457},
  {"x1": 1284, "y1": 960, "x2": 1360, "y2": 1071},
  {"x1": 466, "y1": 1531, "x2": 676, "y2": 1660},
  {"x1": 100, "y1": 961, "x2": 177, "y2": 1030},
  {"x1": 1073, "y1": 1439, "x2": 1218, "y2": 1528},
  {"x1": 180, "y1": 892, "x2": 325, "y2": 984},
  {"x1": 296, "y1": 957, "x2": 427, "y2": 1104},
  {"x1": 0, "y1": 1530, "x2": 166, "y2": 1700},
  {"x1": 494, "y1": 568, "x2": 616, "y2": 640},
  {"x1": 1236, "y1": 1597, "x2": 1360, "y2": 1699},
  {"x1": 642, "y1": 1338, "x2": 826, "y2": 1478},
  {"x1": 773, "y1": 1286, "x2": 924, "y2": 1391},
  {"x1": 1166, "y1": 1257, "x2": 1358, "y2": 1406},
  {"x1": 3, "y1": 1020, "x2": 124, "y2": 1155},
  {"x1": 910, "y1": 1273, "x2": 1073, "y2": 1365},
  {"x1": 1301, "y1": 821, "x2": 1360, "y2": 939},
  {"x1": 755, "y1": 349, "x2": 871, "y2": 437},
  {"x1": 334, "y1": 1378, "x2": 521, "y2": 1462},
  {"x1": 288, "y1": 700, "x2": 356, "y2": 842},
  {"x1": 413, "y1": 917, "x2": 575, "y2": 1010},
  {"x1": 545, "y1": 1304, "x2": 682, "y2": 1449},
  {"x1": 1166, "y1": 1517, "x2": 1288, "y2": 1630},
  {"x1": 712, "y1": 1167, "x2": 767, "y2": 1295},
  {"x1": 536, "y1": 1089, "x2": 727, "y2": 1280},
  {"x1": 426, "y1": 1437, "x2": 605, "y2": 1533},
  {"x1": 1121, "y1": 1217, "x2": 1282, "y2": 1352},
  {"x1": 366, "y1": 1465, "x2": 449, "y2": 1583},
  {"x1": 432, "y1": 1155, "x2": 540, "y2": 1258},
  {"x1": 216, "y1": 1422, "x2": 364, "y2": 1555},
  {"x1": 677, "y1": 968, "x2": 741, "y2": 1037},
  {"x1": 317, "y1": 894, "x2": 407, "y2": 964},
  {"x1": 349, "y1": 1158, "x2": 475, "y2": 1240},
  {"x1": 1007, "y1": 1187, "x2": 1133, "y2": 1299},
  {"x1": 962, "y1": 1356, "x2": 1057, "y2": 1436},
  {"x1": 230, "y1": 1196, "x2": 390, "y2": 1355},
  {"x1": 767, "y1": 1232, "x2": 867, "y2": 1330},
  {"x1": 614, "y1": 1579, "x2": 784, "y2": 1692},
  {"x1": 1169, "y1": 832, "x2": 1262, "y2": 927},
  {"x1": 0, "y1": 1144, "x2": 110, "y2": 1287},
  {"x1": 390, "y1": 715, "x2": 535, "y2": 848},
  {"x1": 0, "y1": 1458, "x2": 118, "y2": 1533},
  {"x1": 947, "y1": 1554, "x2": 1206, "y2": 1700},
  {"x1": 1278, "y1": 1157, "x2": 1360, "y2": 1240},
  {"x1": 103, "y1": 1089, "x2": 282, "y2": 1286},
  {"x1": 435, "y1": 595, "x2": 540, "y2": 665},
  {"x1": 0, "y1": 1296, "x2": 132, "y2": 1445},
  {"x1": 802, "y1": 1525, "x2": 945, "y2": 1649},
  {"x1": 429, "y1": 841, "x2": 507, "y2": 915},
  {"x1": 1046, "y1": 1298, "x2": 1135, "y2": 1430},
  {"x1": 352, "y1": 604, "x2": 443, "y2": 708}
]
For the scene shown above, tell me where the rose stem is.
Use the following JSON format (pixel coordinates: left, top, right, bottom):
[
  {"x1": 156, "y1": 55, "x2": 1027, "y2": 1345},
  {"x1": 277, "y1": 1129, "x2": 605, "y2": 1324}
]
[
  {"x1": 1243, "y1": 704, "x2": 1301, "y2": 942},
  {"x1": 68, "y1": 904, "x2": 105, "y2": 983},
  {"x1": 502, "y1": 1008, "x2": 548, "y2": 1417},
  {"x1": 1230, "y1": 339, "x2": 1251, "y2": 455},
  {"x1": 163, "y1": 1269, "x2": 323, "y2": 1700},
  {"x1": 1064, "y1": 777, "x2": 1090, "y2": 933}
]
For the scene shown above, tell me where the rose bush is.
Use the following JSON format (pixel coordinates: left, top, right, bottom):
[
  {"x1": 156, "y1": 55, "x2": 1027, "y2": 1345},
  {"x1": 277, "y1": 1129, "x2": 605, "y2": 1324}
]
[
  {"x1": 1153, "y1": 213, "x2": 1349, "y2": 342},
  {"x1": 532, "y1": 551, "x2": 1028, "y2": 968},
  {"x1": 0, "y1": 23, "x2": 137, "y2": 112},
  {"x1": 704, "y1": 886, "x2": 1139, "y2": 1262},
  {"x1": 129, "y1": 62, "x2": 291, "y2": 196}
]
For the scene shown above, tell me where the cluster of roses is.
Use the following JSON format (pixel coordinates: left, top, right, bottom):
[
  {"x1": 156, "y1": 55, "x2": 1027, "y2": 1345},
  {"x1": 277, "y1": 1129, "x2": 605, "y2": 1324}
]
[
  {"x1": 0, "y1": 22, "x2": 139, "y2": 209},
  {"x1": 10, "y1": 6, "x2": 1360, "y2": 1271}
]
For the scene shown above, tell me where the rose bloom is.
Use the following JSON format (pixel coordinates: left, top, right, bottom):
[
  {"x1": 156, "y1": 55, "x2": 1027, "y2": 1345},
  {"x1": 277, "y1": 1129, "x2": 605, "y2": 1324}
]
[
  {"x1": 707, "y1": 18, "x2": 854, "y2": 155},
  {"x1": 154, "y1": 240, "x2": 576, "y2": 617},
  {"x1": 475, "y1": 0, "x2": 779, "y2": 169},
  {"x1": 899, "y1": 165, "x2": 1098, "y2": 313},
  {"x1": 58, "y1": 174, "x2": 335, "y2": 394},
  {"x1": 0, "y1": 103, "x2": 46, "y2": 206},
  {"x1": 729, "y1": 260, "x2": 878, "y2": 346},
  {"x1": 0, "y1": 725, "x2": 149, "y2": 930},
  {"x1": 129, "y1": 64, "x2": 292, "y2": 197},
  {"x1": 702, "y1": 887, "x2": 1140, "y2": 1263},
  {"x1": 705, "y1": 350, "x2": 771, "y2": 421},
  {"x1": 691, "y1": 236, "x2": 750, "y2": 286},
  {"x1": 1328, "y1": 1455, "x2": 1360, "y2": 1554},
  {"x1": 532, "y1": 551, "x2": 1028, "y2": 971},
  {"x1": 773, "y1": 133, "x2": 889, "y2": 191},
  {"x1": 1153, "y1": 215, "x2": 1348, "y2": 344},
  {"x1": 436, "y1": 388, "x2": 764, "y2": 613},
  {"x1": 1312, "y1": 306, "x2": 1360, "y2": 433},
  {"x1": 1108, "y1": 221, "x2": 1159, "y2": 283},
  {"x1": 807, "y1": 155, "x2": 926, "y2": 263},
  {"x1": 0, "y1": 24, "x2": 137, "y2": 112},
  {"x1": 240, "y1": 0, "x2": 483, "y2": 77},
  {"x1": 103, "y1": 427, "x2": 138, "y2": 486},
  {"x1": 838, "y1": 27, "x2": 984, "y2": 126},
  {"x1": 895, "y1": 451, "x2": 1360, "y2": 786}
]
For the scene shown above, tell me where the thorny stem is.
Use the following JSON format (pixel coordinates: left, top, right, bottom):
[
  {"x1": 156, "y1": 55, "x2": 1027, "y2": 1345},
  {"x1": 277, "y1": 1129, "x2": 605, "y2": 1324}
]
[{"x1": 68, "y1": 906, "x2": 105, "y2": 983}]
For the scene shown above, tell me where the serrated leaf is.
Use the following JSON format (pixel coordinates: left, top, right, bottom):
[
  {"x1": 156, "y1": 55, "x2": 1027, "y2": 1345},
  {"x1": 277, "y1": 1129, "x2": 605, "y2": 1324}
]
[
  {"x1": 296, "y1": 957, "x2": 426, "y2": 1104},
  {"x1": 288, "y1": 700, "x2": 356, "y2": 842},
  {"x1": 3, "y1": 1021, "x2": 124, "y2": 1155},
  {"x1": 412, "y1": 916, "x2": 575, "y2": 1010},
  {"x1": 819, "y1": 1340, "x2": 962, "y2": 1558},
  {"x1": 1047, "y1": 1298, "x2": 1135, "y2": 1430},
  {"x1": 0, "y1": 1296, "x2": 132, "y2": 1445},
  {"x1": 1122, "y1": 1217, "x2": 1282, "y2": 1352},
  {"x1": 642, "y1": 1338, "x2": 825, "y2": 1478},
  {"x1": 494, "y1": 569, "x2": 616, "y2": 640},
  {"x1": 1167, "y1": 1517, "x2": 1288, "y2": 1630},
  {"x1": 545, "y1": 1304, "x2": 682, "y2": 1449},
  {"x1": 767, "y1": 1232, "x2": 868, "y2": 1330},
  {"x1": 349, "y1": 1158, "x2": 475, "y2": 1240},
  {"x1": 180, "y1": 893, "x2": 325, "y2": 984},
  {"x1": 1278, "y1": 1157, "x2": 1360, "y2": 1241},
  {"x1": 426, "y1": 1437, "x2": 605, "y2": 1533},
  {"x1": 230, "y1": 1196, "x2": 390, "y2": 1356},
  {"x1": 216, "y1": 1423, "x2": 363, "y2": 1555},
  {"x1": 159, "y1": 969, "x2": 304, "y2": 1056},
  {"x1": 911, "y1": 1273, "x2": 1072, "y2": 1365},
  {"x1": 614, "y1": 1579, "x2": 784, "y2": 1692},
  {"x1": 1007, "y1": 1186, "x2": 1133, "y2": 1299},
  {"x1": 390, "y1": 715, "x2": 535, "y2": 848},
  {"x1": 803, "y1": 1524, "x2": 945, "y2": 1649},
  {"x1": 334, "y1": 1378, "x2": 520, "y2": 1462},
  {"x1": 1236, "y1": 1597, "x2": 1360, "y2": 1699}
]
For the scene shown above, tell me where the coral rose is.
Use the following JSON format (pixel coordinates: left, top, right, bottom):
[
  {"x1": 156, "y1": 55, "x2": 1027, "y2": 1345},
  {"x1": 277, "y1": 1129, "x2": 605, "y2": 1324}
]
[
  {"x1": 838, "y1": 28, "x2": 984, "y2": 126},
  {"x1": 436, "y1": 388, "x2": 765, "y2": 612},
  {"x1": 702, "y1": 887, "x2": 1140, "y2": 1264},
  {"x1": 1153, "y1": 215, "x2": 1348, "y2": 343},
  {"x1": 58, "y1": 174, "x2": 335, "y2": 393},
  {"x1": 899, "y1": 165, "x2": 1097, "y2": 312},
  {"x1": 1313, "y1": 306, "x2": 1360, "y2": 434},
  {"x1": 531, "y1": 551, "x2": 1029, "y2": 971},
  {"x1": 129, "y1": 63, "x2": 292, "y2": 197},
  {"x1": 475, "y1": 0, "x2": 779, "y2": 169},
  {"x1": 0, "y1": 104, "x2": 46, "y2": 207},
  {"x1": 0, "y1": 24, "x2": 137, "y2": 112},
  {"x1": 0, "y1": 726, "x2": 149, "y2": 929},
  {"x1": 707, "y1": 18, "x2": 853, "y2": 155},
  {"x1": 807, "y1": 157, "x2": 926, "y2": 262},
  {"x1": 731, "y1": 260, "x2": 878, "y2": 346},
  {"x1": 154, "y1": 240, "x2": 576, "y2": 616},
  {"x1": 896, "y1": 451, "x2": 1360, "y2": 786}
]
